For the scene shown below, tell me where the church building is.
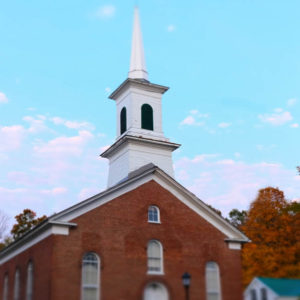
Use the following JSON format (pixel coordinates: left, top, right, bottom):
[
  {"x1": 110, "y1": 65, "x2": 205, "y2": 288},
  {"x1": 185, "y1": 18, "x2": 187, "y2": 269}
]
[{"x1": 0, "y1": 7, "x2": 248, "y2": 300}]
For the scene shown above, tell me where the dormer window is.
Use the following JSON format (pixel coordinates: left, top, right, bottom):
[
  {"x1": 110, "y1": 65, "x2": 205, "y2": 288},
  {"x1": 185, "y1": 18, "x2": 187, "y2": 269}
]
[
  {"x1": 120, "y1": 107, "x2": 127, "y2": 135},
  {"x1": 148, "y1": 206, "x2": 160, "y2": 223},
  {"x1": 141, "y1": 104, "x2": 153, "y2": 130}
]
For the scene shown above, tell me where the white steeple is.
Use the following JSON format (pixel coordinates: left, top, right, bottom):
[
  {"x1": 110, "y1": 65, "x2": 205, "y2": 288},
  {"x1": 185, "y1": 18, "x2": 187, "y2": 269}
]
[
  {"x1": 101, "y1": 7, "x2": 180, "y2": 188},
  {"x1": 128, "y1": 7, "x2": 149, "y2": 81}
]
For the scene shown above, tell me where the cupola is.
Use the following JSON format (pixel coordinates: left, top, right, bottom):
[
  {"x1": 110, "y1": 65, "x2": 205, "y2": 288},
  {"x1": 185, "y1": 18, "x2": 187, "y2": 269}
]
[{"x1": 101, "y1": 7, "x2": 180, "y2": 187}]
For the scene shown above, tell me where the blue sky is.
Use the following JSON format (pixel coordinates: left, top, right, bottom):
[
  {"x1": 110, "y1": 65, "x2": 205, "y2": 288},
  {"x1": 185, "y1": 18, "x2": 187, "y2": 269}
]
[{"x1": 0, "y1": 0, "x2": 299, "y2": 231}]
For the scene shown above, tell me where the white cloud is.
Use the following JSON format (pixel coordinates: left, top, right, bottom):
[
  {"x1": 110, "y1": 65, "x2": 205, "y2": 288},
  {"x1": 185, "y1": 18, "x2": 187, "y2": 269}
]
[
  {"x1": 190, "y1": 109, "x2": 198, "y2": 115},
  {"x1": 174, "y1": 154, "x2": 299, "y2": 216},
  {"x1": 0, "y1": 125, "x2": 26, "y2": 151},
  {"x1": 290, "y1": 123, "x2": 299, "y2": 128},
  {"x1": 167, "y1": 24, "x2": 176, "y2": 32},
  {"x1": 0, "y1": 92, "x2": 8, "y2": 104},
  {"x1": 234, "y1": 152, "x2": 241, "y2": 158},
  {"x1": 259, "y1": 109, "x2": 293, "y2": 125},
  {"x1": 105, "y1": 87, "x2": 111, "y2": 94},
  {"x1": 180, "y1": 111, "x2": 208, "y2": 126},
  {"x1": 34, "y1": 130, "x2": 94, "y2": 158},
  {"x1": 180, "y1": 116, "x2": 197, "y2": 126},
  {"x1": 23, "y1": 115, "x2": 48, "y2": 133},
  {"x1": 78, "y1": 187, "x2": 100, "y2": 201},
  {"x1": 95, "y1": 5, "x2": 116, "y2": 19},
  {"x1": 50, "y1": 117, "x2": 95, "y2": 130},
  {"x1": 287, "y1": 98, "x2": 297, "y2": 107},
  {"x1": 41, "y1": 187, "x2": 68, "y2": 195},
  {"x1": 218, "y1": 122, "x2": 231, "y2": 128},
  {"x1": 274, "y1": 108, "x2": 283, "y2": 113}
]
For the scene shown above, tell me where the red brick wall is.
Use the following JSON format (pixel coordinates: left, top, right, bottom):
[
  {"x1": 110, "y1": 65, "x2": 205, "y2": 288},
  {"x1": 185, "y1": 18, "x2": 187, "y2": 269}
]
[
  {"x1": 0, "y1": 235, "x2": 54, "y2": 300},
  {"x1": 51, "y1": 180, "x2": 243, "y2": 300},
  {"x1": 0, "y1": 180, "x2": 243, "y2": 300}
]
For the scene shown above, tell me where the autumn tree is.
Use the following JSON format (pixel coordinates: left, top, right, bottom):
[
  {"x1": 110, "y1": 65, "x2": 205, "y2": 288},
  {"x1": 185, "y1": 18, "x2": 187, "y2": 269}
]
[
  {"x1": 11, "y1": 209, "x2": 47, "y2": 240},
  {"x1": 241, "y1": 187, "x2": 300, "y2": 286}
]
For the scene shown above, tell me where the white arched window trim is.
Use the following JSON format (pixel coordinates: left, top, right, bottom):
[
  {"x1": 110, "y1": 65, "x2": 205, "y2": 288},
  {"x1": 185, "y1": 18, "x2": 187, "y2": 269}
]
[
  {"x1": 26, "y1": 261, "x2": 34, "y2": 300},
  {"x1": 13, "y1": 268, "x2": 20, "y2": 300},
  {"x1": 143, "y1": 282, "x2": 169, "y2": 300},
  {"x1": 3, "y1": 273, "x2": 8, "y2": 300},
  {"x1": 81, "y1": 252, "x2": 100, "y2": 300},
  {"x1": 147, "y1": 240, "x2": 164, "y2": 275},
  {"x1": 205, "y1": 261, "x2": 222, "y2": 300},
  {"x1": 148, "y1": 206, "x2": 160, "y2": 223}
]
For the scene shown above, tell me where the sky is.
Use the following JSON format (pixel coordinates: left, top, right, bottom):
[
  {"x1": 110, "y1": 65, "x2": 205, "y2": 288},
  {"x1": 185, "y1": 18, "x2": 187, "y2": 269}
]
[{"x1": 0, "y1": 0, "x2": 299, "y2": 233}]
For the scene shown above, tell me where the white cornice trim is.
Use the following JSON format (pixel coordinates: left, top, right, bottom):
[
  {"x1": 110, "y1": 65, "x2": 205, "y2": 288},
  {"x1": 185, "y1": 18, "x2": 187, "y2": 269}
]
[
  {"x1": 0, "y1": 222, "x2": 76, "y2": 264},
  {"x1": 100, "y1": 135, "x2": 180, "y2": 158}
]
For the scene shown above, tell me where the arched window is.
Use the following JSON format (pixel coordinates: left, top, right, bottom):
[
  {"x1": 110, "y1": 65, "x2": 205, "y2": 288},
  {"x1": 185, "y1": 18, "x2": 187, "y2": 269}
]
[
  {"x1": 82, "y1": 252, "x2": 100, "y2": 300},
  {"x1": 147, "y1": 240, "x2": 163, "y2": 274},
  {"x1": 141, "y1": 104, "x2": 153, "y2": 130},
  {"x1": 148, "y1": 206, "x2": 160, "y2": 223},
  {"x1": 26, "y1": 262, "x2": 33, "y2": 300},
  {"x1": 143, "y1": 282, "x2": 169, "y2": 300},
  {"x1": 13, "y1": 268, "x2": 20, "y2": 300},
  {"x1": 120, "y1": 107, "x2": 127, "y2": 135},
  {"x1": 3, "y1": 273, "x2": 8, "y2": 300},
  {"x1": 205, "y1": 262, "x2": 221, "y2": 300}
]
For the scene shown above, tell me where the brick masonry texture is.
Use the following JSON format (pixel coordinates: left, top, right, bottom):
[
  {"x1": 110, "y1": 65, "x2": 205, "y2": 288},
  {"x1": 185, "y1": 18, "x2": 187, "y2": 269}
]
[{"x1": 0, "y1": 180, "x2": 243, "y2": 299}]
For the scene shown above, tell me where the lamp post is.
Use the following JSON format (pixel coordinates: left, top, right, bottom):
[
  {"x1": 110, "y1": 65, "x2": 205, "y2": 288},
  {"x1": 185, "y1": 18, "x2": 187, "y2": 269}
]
[{"x1": 182, "y1": 272, "x2": 191, "y2": 300}]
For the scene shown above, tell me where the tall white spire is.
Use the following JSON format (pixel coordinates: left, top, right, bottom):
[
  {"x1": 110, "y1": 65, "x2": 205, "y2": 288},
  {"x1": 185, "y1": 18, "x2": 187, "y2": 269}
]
[{"x1": 128, "y1": 7, "x2": 149, "y2": 81}]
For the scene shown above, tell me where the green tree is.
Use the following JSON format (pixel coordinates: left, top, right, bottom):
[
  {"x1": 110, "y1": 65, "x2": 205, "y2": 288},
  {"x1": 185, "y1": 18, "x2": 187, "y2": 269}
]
[
  {"x1": 228, "y1": 208, "x2": 248, "y2": 229},
  {"x1": 241, "y1": 187, "x2": 300, "y2": 286},
  {"x1": 11, "y1": 209, "x2": 47, "y2": 240}
]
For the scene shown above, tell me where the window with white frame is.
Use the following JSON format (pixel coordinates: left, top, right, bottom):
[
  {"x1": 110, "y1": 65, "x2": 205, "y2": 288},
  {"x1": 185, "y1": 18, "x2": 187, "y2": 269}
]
[
  {"x1": 13, "y1": 268, "x2": 20, "y2": 300},
  {"x1": 82, "y1": 252, "x2": 100, "y2": 300},
  {"x1": 205, "y1": 262, "x2": 221, "y2": 300},
  {"x1": 3, "y1": 273, "x2": 8, "y2": 300},
  {"x1": 26, "y1": 261, "x2": 33, "y2": 300},
  {"x1": 148, "y1": 206, "x2": 160, "y2": 223},
  {"x1": 147, "y1": 240, "x2": 163, "y2": 274}
]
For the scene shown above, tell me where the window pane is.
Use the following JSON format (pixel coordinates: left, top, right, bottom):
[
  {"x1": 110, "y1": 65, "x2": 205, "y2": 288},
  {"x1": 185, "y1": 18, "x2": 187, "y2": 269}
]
[
  {"x1": 14, "y1": 269, "x2": 20, "y2": 300},
  {"x1": 147, "y1": 241, "x2": 162, "y2": 273},
  {"x1": 148, "y1": 206, "x2": 159, "y2": 222},
  {"x1": 261, "y1": 288, "x2": 267, "y2": 300},
  {"x1": 205, "y1": 262, "x2": 221, "y2": 300},
  {"x1": 3, "y1": 274, "x2": 8, "y2": 300},
  {"x1": 250, "y1": 289, "x2": 257, "y2": 300},
  {"x1": 82, "y1": 253, "x2": 99, "y2": 300},
  {"x1": 83, "y1": 264, "x2": 98, "y2": 285},
  {"x1": 26, "y1": 262, "x2": 34, "y2": 300},
  {"x1": 207, "y1": 294, "x2": 219, "y2": 300},
  {"x1": 83, "y1": 288, "x2": 97, "y2": 300}
]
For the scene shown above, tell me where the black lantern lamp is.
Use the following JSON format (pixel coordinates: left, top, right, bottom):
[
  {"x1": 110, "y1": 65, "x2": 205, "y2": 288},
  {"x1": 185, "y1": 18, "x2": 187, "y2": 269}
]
[{"x1": 182, "y1": 272, "x2": 191, "y2": 300}]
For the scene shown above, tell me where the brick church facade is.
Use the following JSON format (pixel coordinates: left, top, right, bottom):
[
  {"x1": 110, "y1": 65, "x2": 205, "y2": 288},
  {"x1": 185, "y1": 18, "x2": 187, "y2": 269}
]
[{"x1": 0, "y1": 7, "x2": 248, "y2": 300}]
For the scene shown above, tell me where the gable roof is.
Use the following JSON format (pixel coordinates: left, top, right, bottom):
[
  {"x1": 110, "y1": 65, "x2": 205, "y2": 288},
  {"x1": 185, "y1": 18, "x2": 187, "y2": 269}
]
[
  {"x1": 258, "y1": 277, "x2": 300, "y2": 296},
  {"x1": 0, "y1": 163, "x2": 249, "y2": 263}
]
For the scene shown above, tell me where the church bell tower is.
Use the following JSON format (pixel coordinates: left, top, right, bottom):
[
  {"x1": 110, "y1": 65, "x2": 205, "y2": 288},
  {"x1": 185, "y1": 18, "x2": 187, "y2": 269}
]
[{"x1": 101, "y1": 7, "x2": 180, "y2": 187}]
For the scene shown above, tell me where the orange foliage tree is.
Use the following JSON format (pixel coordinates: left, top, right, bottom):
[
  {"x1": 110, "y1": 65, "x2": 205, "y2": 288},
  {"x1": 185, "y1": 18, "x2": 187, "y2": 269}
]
[
  {"x1": 11, "y1": 209, "x2": 47, "y2": 240},
  {"x1": 241, "y1": 187, "x2": 300, "y2": 286}
]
